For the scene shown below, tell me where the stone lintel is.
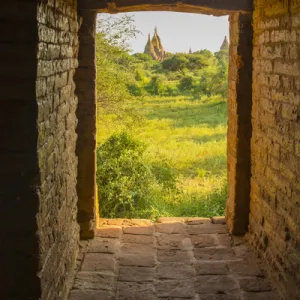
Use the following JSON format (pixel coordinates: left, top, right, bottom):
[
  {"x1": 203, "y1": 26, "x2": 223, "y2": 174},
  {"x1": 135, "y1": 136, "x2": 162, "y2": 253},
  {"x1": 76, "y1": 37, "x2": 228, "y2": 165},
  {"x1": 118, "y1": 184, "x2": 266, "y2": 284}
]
[{"x1": 78, "y1": 0, "x2": 253, "y2": 15}]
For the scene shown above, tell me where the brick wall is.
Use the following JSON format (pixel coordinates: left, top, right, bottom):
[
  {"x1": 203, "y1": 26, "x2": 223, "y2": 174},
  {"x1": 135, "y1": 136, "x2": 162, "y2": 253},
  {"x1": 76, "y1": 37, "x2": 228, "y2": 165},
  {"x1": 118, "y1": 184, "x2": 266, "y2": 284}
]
[
  {"x1": 248, "y1": 0, "x2": 300, "y2": 297},
  {"x1": 36, "y1": 0, "x2": 80, "y2": 299}
]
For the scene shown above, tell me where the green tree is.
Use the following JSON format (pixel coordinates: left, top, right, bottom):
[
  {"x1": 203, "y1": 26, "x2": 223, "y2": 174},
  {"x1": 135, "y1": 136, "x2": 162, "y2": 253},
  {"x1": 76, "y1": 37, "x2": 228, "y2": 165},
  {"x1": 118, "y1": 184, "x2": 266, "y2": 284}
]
[
  {"x1": 193, "y1": 49, "x2": 214, "y2": 59},
  {"x1": 96, "y1": 15, "x2": 140, "y2": 114},
  {"x1": 162, "y1": 54, "x2": 189, "y2": 75},
  {"x1": 186, "y1": 54, "x2": 209, "y2": 71},
  {"x1": 132, "y1": 53, "x2": 152, "y2": 62},
  {"x1": 214, "y1": 49, "x2": 229, "y2": 64}
]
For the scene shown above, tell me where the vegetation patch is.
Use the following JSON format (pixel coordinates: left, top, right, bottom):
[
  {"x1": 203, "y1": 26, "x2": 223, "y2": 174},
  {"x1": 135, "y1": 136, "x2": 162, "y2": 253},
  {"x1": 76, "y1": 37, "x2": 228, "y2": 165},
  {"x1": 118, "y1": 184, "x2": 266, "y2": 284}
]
[{"x1": 96, "y1": 15, "x2": 228, "y2": 219}]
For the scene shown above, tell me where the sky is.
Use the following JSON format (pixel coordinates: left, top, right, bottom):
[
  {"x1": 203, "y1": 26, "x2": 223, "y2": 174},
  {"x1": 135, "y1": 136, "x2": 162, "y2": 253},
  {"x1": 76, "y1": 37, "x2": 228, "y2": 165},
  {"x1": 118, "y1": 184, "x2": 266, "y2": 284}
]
[{"x1": 99, "y1": 12, "x2": 229, "y2": 54}]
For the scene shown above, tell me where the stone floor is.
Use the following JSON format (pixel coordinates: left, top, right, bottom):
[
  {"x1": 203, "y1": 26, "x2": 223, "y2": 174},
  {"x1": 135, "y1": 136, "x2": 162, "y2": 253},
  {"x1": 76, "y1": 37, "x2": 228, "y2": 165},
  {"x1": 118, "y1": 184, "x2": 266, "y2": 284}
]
[{"x1": 69, "y1": 217, "x2": 278, "y2": 300}]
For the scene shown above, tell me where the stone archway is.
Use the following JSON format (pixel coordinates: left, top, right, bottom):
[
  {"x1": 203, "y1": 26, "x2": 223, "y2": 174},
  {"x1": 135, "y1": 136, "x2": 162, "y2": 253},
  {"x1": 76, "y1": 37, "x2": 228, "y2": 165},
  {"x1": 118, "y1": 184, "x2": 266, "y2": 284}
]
[{"x1": 75, "y1": 0, "x2": 253, "y2": 238}]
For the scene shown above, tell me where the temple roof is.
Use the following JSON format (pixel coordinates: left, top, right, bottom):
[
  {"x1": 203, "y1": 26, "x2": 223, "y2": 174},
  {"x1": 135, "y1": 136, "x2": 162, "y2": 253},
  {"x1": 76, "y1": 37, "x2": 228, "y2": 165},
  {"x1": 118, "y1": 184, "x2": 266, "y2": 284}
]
[{"x1": 220, "y1": 36, "x2": 229, "y2": 50}]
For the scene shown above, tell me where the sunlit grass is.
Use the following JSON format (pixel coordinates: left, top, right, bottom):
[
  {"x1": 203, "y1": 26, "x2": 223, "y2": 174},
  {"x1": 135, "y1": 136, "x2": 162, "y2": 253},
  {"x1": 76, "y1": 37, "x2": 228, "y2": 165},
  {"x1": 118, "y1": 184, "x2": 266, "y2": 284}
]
[{"x1": 97, "y1": 95, "x2": 228, "y2": 218}]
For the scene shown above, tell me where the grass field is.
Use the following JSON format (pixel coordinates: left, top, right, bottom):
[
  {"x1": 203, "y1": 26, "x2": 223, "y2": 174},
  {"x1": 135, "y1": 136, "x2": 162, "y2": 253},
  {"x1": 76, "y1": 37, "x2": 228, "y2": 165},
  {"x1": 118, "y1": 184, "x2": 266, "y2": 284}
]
[{"x1": 97, "y1": 95, "x2": 228, "y2": 219}]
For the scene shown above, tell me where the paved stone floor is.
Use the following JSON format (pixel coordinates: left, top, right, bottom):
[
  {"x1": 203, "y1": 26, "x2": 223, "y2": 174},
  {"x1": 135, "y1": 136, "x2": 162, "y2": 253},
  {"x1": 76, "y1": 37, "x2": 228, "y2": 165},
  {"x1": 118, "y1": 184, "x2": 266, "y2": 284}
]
[{"x1": 69, "y1": 217, "x2": 278, "y2": 300}]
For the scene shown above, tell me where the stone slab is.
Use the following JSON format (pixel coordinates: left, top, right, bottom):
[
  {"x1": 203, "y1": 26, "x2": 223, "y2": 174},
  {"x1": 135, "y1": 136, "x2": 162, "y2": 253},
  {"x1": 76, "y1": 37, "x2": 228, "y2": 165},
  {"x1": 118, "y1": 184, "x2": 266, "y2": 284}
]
[
  {"x1": 157, "y1": 234, "x2": 192, "y2": 250},
  {"x1": 156, "y1": 263, "x2": 195, "y2": 279},
  {"x1": 215, "y1": 234, "x2": 232, "y2": 247},
  {"x1": 195, "y1": 275, "x2": 239, "y2": 294},
  {"x1": 88, "y1": 237, "x2": 120, "y2": 253},
  {"x1": 155, "y1": 222, "x2": 186, "y2": 234},
  {"x1": 69, "y1": 290, "x2": 114, "y2": 300},
  {"x1": 123, "y1": 225, "x2": 154, "y2": 235},
  {"x1": 118, "y1": 266, "x2": 155, "y2": 282},
  {"x1": 119, "y1": 254, "x2": 156, "y2": 267},
  {"x1": 81, "y1": 253, "x2": 117, "y2": 273},
  {"x1": 191, "y1": 234, "x2": 217, "y2": 248},
  {"x1": 198, "y1": 295, "x2": 240, "y2": 300},
  {"x1": 157, "y1": 217, "x2": 211, "y2": 225},
  {"x1": 186, "y1": 218, "x2": 212, "y2": 225},
  {"x1": 196, "y1": 261, "x2": 228, "y2": 275},
  {"x1": 241, "y1": 291, "x2": 278, "y2": 300},
  {"x1": 122, "y1": 243, "x2": 155, "y2": 255},
  {"x1": 188, "y1": 224, "x2": 228, "y2": 235},
  {"x1": 157, "y1": 249, "x2": 193, "y2": 263},
  {"x1": 194, "y1": 247, "x2": 236, "y2": 261},
  {"x1": 73, "y1": 272, "x2": 115, "y2": 291},
  {"x1": 117, "y1": 282, "x2": 155, "y2": 300},
  {"x1": 211, "y1": 216, "x2": 226, "y2": 224},
  {"x1": 99, "y1": 218, "x2": 153, "y2": 226},
  {"x1": 122, "y1": 234, "x2": 154, "y2": 244},
  {"x1": 96, "y1": 226, "x2": 122, "y2": 238},
  {"x1": 156, "y1": 280, "x2": 195, "y2": 298}
]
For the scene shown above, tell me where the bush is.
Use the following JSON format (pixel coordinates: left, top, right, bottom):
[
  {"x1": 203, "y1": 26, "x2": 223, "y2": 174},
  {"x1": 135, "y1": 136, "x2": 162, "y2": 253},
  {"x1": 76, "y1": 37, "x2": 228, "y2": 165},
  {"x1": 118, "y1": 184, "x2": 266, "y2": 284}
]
[
  {"x1": 96, "y1": 132, "x2": 177, "y2": 218},
  {"x1": 178, "y1": 75, "x2": 195, "y2": 93},
  {"x1": 148, "y1": 75, "x2": 166, "y2": 95},
  {"x1": 165, "y1": 85, "x2": 179, "y2": 96},
  {"x1": 128, "y1": 82, "x2": 147, "y2": 96},
  {"x1": 135, "y1": 69, "x2": 145, "y2": 82}
]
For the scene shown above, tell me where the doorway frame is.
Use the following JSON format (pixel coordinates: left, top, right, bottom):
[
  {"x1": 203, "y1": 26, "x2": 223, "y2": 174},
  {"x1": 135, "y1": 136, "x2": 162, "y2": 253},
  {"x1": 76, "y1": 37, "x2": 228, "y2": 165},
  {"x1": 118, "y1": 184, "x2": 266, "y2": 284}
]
[{"x1": 75, "y1": 2, "x2": 253, "y2": 238}]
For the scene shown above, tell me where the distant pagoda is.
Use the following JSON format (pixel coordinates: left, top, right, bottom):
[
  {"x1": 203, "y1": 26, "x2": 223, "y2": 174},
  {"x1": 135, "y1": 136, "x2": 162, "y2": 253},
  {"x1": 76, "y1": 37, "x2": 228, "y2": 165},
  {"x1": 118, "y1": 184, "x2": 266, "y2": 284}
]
[
  {"x1": 144, "y1": 27, "x2": 166, "y2": 61},
  {"x1": 220, "y1": 36, "x2": 229, "y2": 51}
]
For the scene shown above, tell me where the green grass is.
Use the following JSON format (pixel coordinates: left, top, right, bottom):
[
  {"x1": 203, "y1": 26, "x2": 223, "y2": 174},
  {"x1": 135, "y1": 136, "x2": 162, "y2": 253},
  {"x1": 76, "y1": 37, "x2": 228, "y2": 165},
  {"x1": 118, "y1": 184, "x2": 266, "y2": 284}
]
[{"x1": 97, "y1": 95, "x2": 228, "y2": 219}]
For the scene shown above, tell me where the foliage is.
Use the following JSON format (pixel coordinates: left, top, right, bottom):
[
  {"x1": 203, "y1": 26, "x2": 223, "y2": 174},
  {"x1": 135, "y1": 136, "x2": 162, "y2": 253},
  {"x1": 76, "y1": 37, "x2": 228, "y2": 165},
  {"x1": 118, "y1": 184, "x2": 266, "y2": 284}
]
[
  {"x1": 96, "y1": 15, "x2": 140, "y2": 116},
  {"x1": 132, "y1": 53, "x2": 153, "y2": 61},
  {"x1": 128, "y1": 48, "x2": 228, "y2": 99},
  {"x1": 95, "y1": 16, "x2": 229, "y2": 219},
  {"x1": 162, "y1": 54, "x2": 189, "y2": 75},
  {"x1": 96, "y1": 132, "x2": 177, "y2": 218},
  {"x1": 193, "y1": 49, "x2": 214, "y2": 59},
  {"x1": 97, "y1": 96, "x2": 227, "y2": 219},
  {"x1": 148, "y1": 75, "x2": 166, "y2": 95},
  {"x1": 178, "y1": 75, "x2": 195, "y2": 92}
]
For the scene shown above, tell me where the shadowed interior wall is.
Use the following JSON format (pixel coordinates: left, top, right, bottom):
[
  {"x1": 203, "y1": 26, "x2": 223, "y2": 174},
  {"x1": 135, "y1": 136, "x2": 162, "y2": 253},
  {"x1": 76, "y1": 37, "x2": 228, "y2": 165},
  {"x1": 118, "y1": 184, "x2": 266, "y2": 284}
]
[
  {"x1": 5, "y1": 0, "x2": 300, "y2": 299},
  {"x1": 226, "y1": 13, "x2": 253, "y2": 234},
  {"x1": 1, "y1": 0, "x2": 81, "y2": 299},
  {"x1": 248, "y1": 0, "x2": 300, "y2": 297},
  {"x1": 0, "y1": 2, "x2": 40, "y2": 299}
]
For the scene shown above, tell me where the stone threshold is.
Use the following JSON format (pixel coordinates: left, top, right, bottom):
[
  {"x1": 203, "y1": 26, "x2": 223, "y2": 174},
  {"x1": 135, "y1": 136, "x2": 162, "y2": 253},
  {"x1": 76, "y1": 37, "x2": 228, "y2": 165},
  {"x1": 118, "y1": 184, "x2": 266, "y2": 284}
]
[{"x1": 98, "y1": 216, "x2": 226, "y2": 227}]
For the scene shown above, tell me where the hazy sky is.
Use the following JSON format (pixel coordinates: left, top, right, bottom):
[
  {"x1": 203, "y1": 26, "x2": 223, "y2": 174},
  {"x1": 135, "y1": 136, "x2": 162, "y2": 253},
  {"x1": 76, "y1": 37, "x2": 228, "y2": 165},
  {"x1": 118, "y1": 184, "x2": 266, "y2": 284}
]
[{"x1": 99, "y1": 12, "x2": 229, "y2": 54}]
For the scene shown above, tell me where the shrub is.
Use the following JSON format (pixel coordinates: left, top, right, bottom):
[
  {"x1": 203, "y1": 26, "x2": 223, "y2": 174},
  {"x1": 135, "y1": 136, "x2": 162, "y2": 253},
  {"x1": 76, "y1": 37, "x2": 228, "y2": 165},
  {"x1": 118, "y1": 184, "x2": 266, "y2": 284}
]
[
  {"x1": 148, "y1": 75, "x2": 166, "y2": 95},
  {"x1": 128, "y1": 82, "x2": 147, "y2": 96},
  {"x1": 97, "y1": 132, "x2": 151, "y2": 218},
  {"x1": 178, "y1": 75, "x2": 195, "y2": 93},
  {"x1": 135, "y1": 69, "x2": 145, "y2": 82},
  {"x1": 96, "y1": 132, "x2": 177, "y2": 218}
]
